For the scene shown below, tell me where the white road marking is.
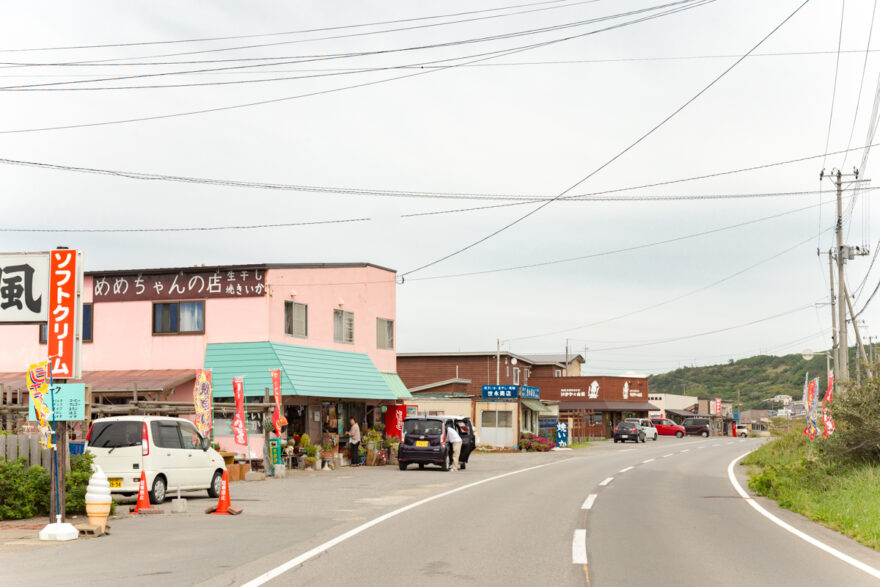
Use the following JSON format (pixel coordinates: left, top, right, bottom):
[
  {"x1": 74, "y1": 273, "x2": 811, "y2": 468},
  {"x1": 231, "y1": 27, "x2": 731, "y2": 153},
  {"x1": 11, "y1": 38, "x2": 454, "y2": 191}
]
[
  {"x1": 600, "y1": 477, "x2": 614, "y2": 486},
  {"x1": 619, "y1": 466, "x2": 634, "y2": 473},
  {"x1": 662, "y1": 453, "x2": 674, "y2": 458},
  {"x1": 680, "y1": 449, "x2": 690, "y2": 453},
  {"x1": 727, "y1": 441, "x2": 735, "y2": 445},
  {"x1": 697, "y1": 446, "x2": 706, "y2": 450},
  {"x1": 241, "y1": 459, "x2": 567, "y2": 586},
  {"x1": 581, "y1": 494, "x2": 597, "y2": 510},
  {"x1": 572, "y1": 529, "x2": 588, "y2": 564},
  {"x1": 713, "y1": 443, "x2": 722, "y2": 447},
  {"x1": 727, "y1": 453, "x2": 880, "y2": 581},
  {"x1": 642, "y1": 458, "x2": 655, "y2": 463},
  {"x1": 620, "y1": 448, "x2": 636, "y2": 452}
]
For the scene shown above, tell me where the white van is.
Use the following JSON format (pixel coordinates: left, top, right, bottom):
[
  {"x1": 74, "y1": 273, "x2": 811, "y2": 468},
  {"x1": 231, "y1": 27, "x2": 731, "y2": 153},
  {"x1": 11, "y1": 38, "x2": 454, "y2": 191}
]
[{"x1": 86, "y1": 416, "x2": 226, "y2": 504}]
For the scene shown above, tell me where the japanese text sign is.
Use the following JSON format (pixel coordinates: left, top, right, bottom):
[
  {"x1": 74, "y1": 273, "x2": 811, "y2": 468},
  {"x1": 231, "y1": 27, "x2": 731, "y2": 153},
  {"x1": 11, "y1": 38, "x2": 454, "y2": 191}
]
[
  {"x1": 714, "y1": 397, "x2": 722, "y2": 416},
  {"x1": 0, "y1": 253, "x2": 49, "y2": 322},
  {"x1": 520, "y1": 385, "x2": 540, "y2": 400},
  {"x1": 28, "y1": 384, "x2": 86, "y2": 422},
  {"x1": 92, "y1": 267, "x2": 266, "y2": 302},
  {"x1": 27, "y1": 361, "x2": 53, "y2": 448},
  {"x1": 231, "y1": 377, "x2": 248, "y2": 446},
  {"x1": 481, "y1": 385, "x2": 517, "y2": 399},
  {"x1": 556, "y1": 421, "x2": 568, "y2": 448},
  {"x1": 270, "y1": 369, "x2": 287, "y2": 436},
  {"x1": 48, "y1": 249, "x2": 81, "y2": 378},
  {"x1": 193, "y1": 370, "x2": 213, "y2": 437}
]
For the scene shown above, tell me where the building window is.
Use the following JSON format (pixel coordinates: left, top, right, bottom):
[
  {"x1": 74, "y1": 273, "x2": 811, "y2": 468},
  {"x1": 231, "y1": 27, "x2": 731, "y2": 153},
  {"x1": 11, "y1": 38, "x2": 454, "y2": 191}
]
[
  {"x1": 513, "y1": 367, "x2": 520, "y2": 385},
  {"x1": 40, "y1": 303, "x2": 94, "y2": 343},
  {"x1": 554, "y1": 369, "x2": 562, "y2": 377},
  {"x1": 284, "y1": 301, "x2": 308, "y2": 338},
  {"x1": 333, "y1": 309, "x2": 354, "y2": 344},
  {"x1": 153, "y1": 301, "x2": 205, "y2": 335},
  {"x1": 592, "y1": 413, "x2": 604, "y2": 425},
  {"x1": 376, "y1": 317, "x2": 394, "y2": 350}
]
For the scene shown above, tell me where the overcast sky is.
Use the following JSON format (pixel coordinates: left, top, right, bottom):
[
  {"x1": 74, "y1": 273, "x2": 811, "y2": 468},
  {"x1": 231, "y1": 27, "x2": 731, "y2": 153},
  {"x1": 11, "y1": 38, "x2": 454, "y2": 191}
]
[{"x1": 1, "y1": 0, "x2": 878, "y2": 378}]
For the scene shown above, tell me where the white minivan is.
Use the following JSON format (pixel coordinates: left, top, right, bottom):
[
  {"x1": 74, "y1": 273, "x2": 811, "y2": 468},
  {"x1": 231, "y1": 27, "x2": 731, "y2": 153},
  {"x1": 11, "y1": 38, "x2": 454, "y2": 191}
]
[{"x1": 86, "y1": 416, "x2": 226, "y2": 504}]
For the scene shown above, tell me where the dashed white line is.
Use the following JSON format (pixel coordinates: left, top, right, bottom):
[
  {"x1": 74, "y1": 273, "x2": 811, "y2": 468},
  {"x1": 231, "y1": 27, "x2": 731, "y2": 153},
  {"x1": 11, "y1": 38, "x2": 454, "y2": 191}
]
[
  {"x1": 572, "y1": 529, "x2": 588, "y2": 564},
  {"x1": 642, "y1": 458, "x2": 655, "y2": 463},
  {"x1": 619, "y1": 466, "x2": 634, "y2": 473},
  {"x1": 697, "y1": 446, "x2": 706, "y2": 450},
  {"x1": 599, "y1": 477, "x2": 614, "y2": 486},
  {"x1": 680, "y1": 449, "x2": 690, "y2": 453},
  {"x1": 620, "y1": 448, "x2": 636, "y2": 452},
  {"x1": 582, "y1": 494, "x2": 597, "y2": 510},
  {"x1": 662, "y1": 453, "x2": 674, "y2": 458},
  {"x1": 727, "y1": 453, "x2": 880, "y2": 581}
]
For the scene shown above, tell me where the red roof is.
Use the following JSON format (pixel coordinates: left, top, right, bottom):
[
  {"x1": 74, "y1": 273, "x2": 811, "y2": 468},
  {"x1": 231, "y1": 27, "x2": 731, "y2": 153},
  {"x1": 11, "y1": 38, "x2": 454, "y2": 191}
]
[{"x1": 0, "y1": 370, "x2": 194, "y2": 392}]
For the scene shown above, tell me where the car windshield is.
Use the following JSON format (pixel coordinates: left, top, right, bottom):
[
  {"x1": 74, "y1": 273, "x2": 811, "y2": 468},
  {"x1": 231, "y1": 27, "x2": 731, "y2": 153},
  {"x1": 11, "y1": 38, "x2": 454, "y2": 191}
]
[
  {"x1": 404, "y1": 419, "x2": 444, "y2": 436},
  {"x1": 618, "y1": 422, "x2": 636, "y2": 429},
  {"x1": 89, "y1": 421, "x2": 142, "y2": 448}
]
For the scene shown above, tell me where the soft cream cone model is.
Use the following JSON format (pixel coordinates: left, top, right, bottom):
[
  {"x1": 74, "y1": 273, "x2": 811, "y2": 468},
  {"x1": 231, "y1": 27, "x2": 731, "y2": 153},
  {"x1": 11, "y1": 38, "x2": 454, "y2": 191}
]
[{"x1": 85, "y1": 466, "x2": 112, "y2": 533}]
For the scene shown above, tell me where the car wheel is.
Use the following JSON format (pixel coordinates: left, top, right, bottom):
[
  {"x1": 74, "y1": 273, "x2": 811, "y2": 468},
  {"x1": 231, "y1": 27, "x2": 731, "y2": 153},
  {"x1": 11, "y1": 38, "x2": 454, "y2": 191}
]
[
  {"x1": 398, "y1": 462, "x2": 407, "y2": 471},
  {"x1": 640, "y1": 436, "x2": 645, "y2": 443},
  {"x1": 701, "y1": 430, "x2": 709, "y2": 437},
  {"x1": 740, "y1": 433, "x2": 747, "y2": 438},
  {"x1": 149, "y1": 475, "x2": 167, "y2": 504},
  {"x1": 440, "y1": 450, "x2": 449, "y2": 471},
  {"x1": 652, "y1": 434, "x2": 657, "y2": 441},
  {"x1": 675, "y1": 431, "x2": 683, "y2": 438},
  {"x1": 207, "y1": 470, "x2": 223, "y2": 498}
]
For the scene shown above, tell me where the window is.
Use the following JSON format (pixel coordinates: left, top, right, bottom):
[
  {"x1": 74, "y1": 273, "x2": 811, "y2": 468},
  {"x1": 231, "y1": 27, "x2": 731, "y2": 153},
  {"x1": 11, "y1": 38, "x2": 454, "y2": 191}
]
[
  {"x1": 284, "y1": 301, "x2": 308, "y2": 337},
  {"x1": 513, "y1": 367, "x2": 520, "y2": 385},
  {"x1": 592, "y1": 413, "x2": 604, "y2": 425},
  {"x1": 151, "y1": 422, "x2": 184, "y2": 449},
  {"x1": 88, "y1": 421, "x2": 141, "y2": 448},
  {"x1": 178, "y1": 421, "x2": 203, "y2": 449},
  {"x1": 333, "y1": 309, "x2": 354, "y2": 344},
  {"x1": 40, "y1": 303, "x2": 93, "y2": 343},
  {"x1": 153, "y1": 301, "x2": 205, "y2": 334},
  {"x1": 481, "y1": 411, "x2": 497, "y2": 428},
  {"x1": 554, "y1": 369, "x2": 562, "y2": 377},
  {"x1": 376, "y1": 317, "x2": 394, "y2": 350}
]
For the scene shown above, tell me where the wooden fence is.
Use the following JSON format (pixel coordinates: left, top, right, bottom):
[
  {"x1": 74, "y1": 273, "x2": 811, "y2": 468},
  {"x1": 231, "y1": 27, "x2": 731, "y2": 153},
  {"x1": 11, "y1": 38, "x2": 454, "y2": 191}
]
[{"x1": 0, "y1": 434, "x2": 69, "y2": 470}]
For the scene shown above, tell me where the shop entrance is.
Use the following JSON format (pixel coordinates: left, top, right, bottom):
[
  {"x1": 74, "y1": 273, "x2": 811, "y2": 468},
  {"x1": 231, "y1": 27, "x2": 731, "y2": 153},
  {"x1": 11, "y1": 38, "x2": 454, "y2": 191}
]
[{"x1": 480, "y1": 409, "x2": 514, "y2": 447}]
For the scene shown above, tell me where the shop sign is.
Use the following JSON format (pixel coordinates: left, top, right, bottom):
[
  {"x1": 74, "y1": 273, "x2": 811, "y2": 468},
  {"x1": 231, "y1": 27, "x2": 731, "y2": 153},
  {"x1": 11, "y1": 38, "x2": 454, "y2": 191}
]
[
  {"x1": 560, "y1": 388, "x2": 585, "y2": 399},
  {"x1": 715, "y1": 397, "x2": 722, "y2": 415},
  {"x1": 556, "y1": 421, "x2": 568, "y2": 448},
  {"x1": 92, "y1": 267, "x2": 267, "y2": 302},
  {"x1": 482, "y1": 385, "x2": 517, "y2": 399},
  {"x1": 231, "y1": 377, "x2": 248, "y2": 446},
  {"x1": 588, "y1": 381, "x2": 600, "y2": 398},
  {"x1": 28, "y1": 383, "x2": 85, "y2": 422},
  {"x1": 0, "y1": 253, "x2": 49, "y2": 322},
  {"x1": 48, "y1": 249, "x2": 82, "y2": 379},
  {"x1": 193, "y1": 370, "x2": 213, "y2": 437},
  {"x1": 520, "y1": 385, "x2": 540, "y2": 400}
]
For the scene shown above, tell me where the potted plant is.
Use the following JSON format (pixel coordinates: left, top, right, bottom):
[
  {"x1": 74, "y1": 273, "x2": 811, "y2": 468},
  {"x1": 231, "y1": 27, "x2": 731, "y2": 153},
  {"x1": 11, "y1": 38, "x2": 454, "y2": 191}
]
[
  {"x1": 304, "y1": 445, "x2": 318, "y2": 470},
  {"x1": 358, "y1": 443, "x2": 367, "y2": 466}
]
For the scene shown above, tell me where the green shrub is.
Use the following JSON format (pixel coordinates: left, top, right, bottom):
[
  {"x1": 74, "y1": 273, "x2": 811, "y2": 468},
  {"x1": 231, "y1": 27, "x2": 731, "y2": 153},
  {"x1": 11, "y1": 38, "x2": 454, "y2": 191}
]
[{"x1": 0, "y1": 458, "x2": 50, "y2": 520}]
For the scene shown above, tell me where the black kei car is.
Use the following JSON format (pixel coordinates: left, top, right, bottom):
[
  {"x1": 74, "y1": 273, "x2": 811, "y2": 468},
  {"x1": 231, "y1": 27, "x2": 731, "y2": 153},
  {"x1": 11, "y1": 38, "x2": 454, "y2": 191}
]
[
  {"x1": 397, "y1": 415, "x2": 476, "y2": 471},
  {"x1": 613, "y1": 420, "x2": 646, "y2": 443}
]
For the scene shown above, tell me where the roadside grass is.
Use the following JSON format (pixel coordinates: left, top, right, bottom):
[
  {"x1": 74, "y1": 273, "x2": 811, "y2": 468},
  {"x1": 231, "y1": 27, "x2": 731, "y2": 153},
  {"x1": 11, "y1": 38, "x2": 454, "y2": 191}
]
[
  {"x1": 743, "y1": 430, "x2": 880, "y2": 550},
  {"x1": 568, "y1": 441, "x2": 591, "y2": 449}
]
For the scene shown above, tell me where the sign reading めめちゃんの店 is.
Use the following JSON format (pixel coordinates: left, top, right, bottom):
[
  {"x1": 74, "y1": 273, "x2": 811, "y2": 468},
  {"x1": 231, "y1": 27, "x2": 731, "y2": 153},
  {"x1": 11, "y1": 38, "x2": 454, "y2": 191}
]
[{"x1": 91, "y1": 267, "x2": 267, "y2": 302}]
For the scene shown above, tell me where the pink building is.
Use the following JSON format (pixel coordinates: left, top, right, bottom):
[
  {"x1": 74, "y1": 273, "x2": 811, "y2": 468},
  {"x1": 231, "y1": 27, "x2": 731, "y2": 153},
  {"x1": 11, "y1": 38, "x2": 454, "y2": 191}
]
[{"x1": 0, "y1": 263, "x2": 411, "y2": 456}]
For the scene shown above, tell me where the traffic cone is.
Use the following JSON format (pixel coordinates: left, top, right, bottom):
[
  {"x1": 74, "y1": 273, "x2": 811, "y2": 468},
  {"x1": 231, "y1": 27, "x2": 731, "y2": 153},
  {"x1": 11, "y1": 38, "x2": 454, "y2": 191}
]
[
  {"x1": 211, "y1": 470, "x2": 232, "y2": 515},
  {"x1": 130, "y1": 471, "x2": 152, "y2": 514}
]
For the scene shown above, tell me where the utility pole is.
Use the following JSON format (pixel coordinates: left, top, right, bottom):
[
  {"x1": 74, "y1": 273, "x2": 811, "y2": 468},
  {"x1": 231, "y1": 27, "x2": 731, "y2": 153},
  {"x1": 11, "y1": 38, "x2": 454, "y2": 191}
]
[
  {"x1": 565, "y1": 338, "x2": 569, "y2": 377},
  {"x1": 496, "y1": 338, "x2": 500, "y2": 385},
  {"x1": 828, "y1": 250, "x2": 839, "y2": 376}
]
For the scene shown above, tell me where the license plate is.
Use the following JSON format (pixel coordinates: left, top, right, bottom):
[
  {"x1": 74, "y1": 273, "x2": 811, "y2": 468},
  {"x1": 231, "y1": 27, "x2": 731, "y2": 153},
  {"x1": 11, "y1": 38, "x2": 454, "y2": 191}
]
[
  {"x1": 415, "y1": 440, "x2": 428, "y2": 447},
  {"x1": 620, "y1": 435, "x2": 628, "y2": 438},
  {"x1": 109, "y1": 478, "x2": 122, "y2": 488}
]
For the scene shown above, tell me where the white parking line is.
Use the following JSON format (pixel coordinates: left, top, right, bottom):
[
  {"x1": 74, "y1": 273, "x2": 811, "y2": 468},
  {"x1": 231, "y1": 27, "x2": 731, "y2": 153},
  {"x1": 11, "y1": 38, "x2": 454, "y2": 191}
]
[
  {"x1": 582, "y1": 494, "x2": 597, "y2": 510},
  {"x1": 662, "y1": 453, "x2": 674, "y2": 458},
  {"x1": 572, "y1": 529, "x2": 588, "y2": 564},
  {"x1": 600, "y1": 477, "x2": 614, "y2": 486},
  {"x1": 727, "y1": 453, "x2": 880, "y2": 581},
  {"x1": 619, "y1": 466, "x2": 634, "y2": 473},
  {"x1": 642, "y1": 458, "x2": 655, "y2": 463}
]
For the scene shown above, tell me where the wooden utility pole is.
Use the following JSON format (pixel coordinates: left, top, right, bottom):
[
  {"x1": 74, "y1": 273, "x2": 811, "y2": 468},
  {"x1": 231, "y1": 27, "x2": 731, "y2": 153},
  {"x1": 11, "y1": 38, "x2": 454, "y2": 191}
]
[{"x1": 828, "y1": 250, "x2": 839, "y2": 377}]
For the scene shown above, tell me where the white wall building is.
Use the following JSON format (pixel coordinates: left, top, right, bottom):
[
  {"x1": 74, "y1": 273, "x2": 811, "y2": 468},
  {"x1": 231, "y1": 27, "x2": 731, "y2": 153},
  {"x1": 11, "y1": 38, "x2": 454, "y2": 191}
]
[{"x1": 646, "y1": 393, "x2": 698, "y2": 419}]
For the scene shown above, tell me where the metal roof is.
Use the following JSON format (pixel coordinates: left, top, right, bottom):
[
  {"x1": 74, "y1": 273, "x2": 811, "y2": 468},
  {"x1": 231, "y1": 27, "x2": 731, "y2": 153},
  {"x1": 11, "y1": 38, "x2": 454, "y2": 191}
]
[
  {"x1": 204, "y1": 342, "x2": 396, "y2": 400},
  {"x1": 521, "y1": 399, "x2": 552, "y2": 413},
  {"x1": 560, "y1": 401, "x2": 659, "y2": 411},
  {"x1": 381, "y1": 372, "x2": 413, "y2": 400},
  {"x1": 408, "y1": 378, "x2": 472, "y2": 393},
  {"x1": 0, "y1": 369, "x2": 194, "y2": 393},
  {"x1": 519, "y1": 353, "x2": 585, "y2": 365},
  {"x1": 397, "y1": 351, "x2": 536, "y2": 364}
]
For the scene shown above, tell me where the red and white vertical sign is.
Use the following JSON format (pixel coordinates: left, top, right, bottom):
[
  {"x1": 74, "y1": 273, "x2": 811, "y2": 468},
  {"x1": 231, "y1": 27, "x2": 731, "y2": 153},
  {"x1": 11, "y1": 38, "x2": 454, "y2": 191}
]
[
  {"x1": 48, "y1": 249, "x2": 82, "y2": 379},
  {"x1": 714, "y1": 397, "x2": 722, "y2": 415},
  {"x1": 231, "y1": 377, "x2": 248, "y2": 446}
]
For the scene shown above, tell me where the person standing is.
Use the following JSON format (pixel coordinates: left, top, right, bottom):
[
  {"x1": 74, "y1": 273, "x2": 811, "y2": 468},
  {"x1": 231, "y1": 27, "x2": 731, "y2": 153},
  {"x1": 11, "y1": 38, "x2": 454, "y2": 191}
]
[
  {"x1": 348, "y1": 417, "x2": 361, "y2": 466},
  {"x1": 446, "y1": 422, "x2": 462, "y2": 471}
]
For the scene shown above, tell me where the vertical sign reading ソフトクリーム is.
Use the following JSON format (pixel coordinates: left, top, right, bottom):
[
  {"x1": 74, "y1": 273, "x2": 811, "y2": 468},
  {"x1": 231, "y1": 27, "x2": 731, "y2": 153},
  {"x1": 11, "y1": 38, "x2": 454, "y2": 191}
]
[{"x1": 48, "y1": 249, "x2": 81, "y2": 378}]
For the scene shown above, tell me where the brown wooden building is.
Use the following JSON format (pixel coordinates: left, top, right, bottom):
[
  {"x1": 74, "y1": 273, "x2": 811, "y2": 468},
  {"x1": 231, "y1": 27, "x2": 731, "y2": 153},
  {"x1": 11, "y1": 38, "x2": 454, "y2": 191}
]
[{"x1": 529, "y1": 375, "x2": 657, "y2": 440}]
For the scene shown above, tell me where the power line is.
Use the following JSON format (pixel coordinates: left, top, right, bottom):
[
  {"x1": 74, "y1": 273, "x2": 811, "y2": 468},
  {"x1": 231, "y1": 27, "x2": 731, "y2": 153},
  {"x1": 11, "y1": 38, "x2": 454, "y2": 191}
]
[
  {"x1": 841, "y1": 0, "x2": 877, "y2": 167},
  {"x1": 822, "y1": 0, "x2": 846, "y2": 169},
  {"x1": 0, "y1": 216, "x2": 371, "y2": 233},
  {"x1": 401, "y1": 0, "x2": 813, "y2": 277},
  {"x1": 0, "y1": 0, "x2": 714, "y2": 134}
]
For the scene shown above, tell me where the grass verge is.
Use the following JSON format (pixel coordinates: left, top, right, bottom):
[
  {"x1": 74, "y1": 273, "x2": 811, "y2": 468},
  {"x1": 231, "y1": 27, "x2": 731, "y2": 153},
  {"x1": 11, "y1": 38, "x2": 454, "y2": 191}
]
[{"x1": 743, "y1": 430, "x2": 880, "y2": 550}]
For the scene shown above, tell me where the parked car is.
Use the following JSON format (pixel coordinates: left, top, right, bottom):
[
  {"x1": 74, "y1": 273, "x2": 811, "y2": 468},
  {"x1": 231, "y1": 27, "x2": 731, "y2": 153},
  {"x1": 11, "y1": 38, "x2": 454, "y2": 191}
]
[
  {"x1": 681, "y1": 417, "x2": 711, "y2": 437},
  {"x1": 86, "y1": 416, "x2": 226, "y2": 504},
  {"x1": 736, "y1": 424, "x2": 749, "y2": 438},
  {"x1": 625, "y1": 418, "x2": 658, "y2": 441},
  {"x1": 650, "y1": 418, "x2": 686, "y2": 438},
  {"x1": 398, "y1": 415, "x2": 476, "y2": 471},
  {"x1": 613, "y1": 421, "x2": 645, "y2": 443}
]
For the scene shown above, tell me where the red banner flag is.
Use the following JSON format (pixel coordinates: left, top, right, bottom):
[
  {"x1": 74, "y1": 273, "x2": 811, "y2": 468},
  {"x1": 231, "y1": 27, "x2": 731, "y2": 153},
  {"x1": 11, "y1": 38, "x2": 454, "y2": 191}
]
[
  {"x1": 270, "y1": 369, "x2": 287, "y2": 436},
  {"x1": 231, "y1": 377, "x2": 248, "y2": 446},
  {"x1": 193, "y1": 370, "x2": 213, "y2": 437},
  {"x1": 803, "y1": 378, "x2": 818, "y2": 440},
  {"x1": 822, "y1": 370, "x2": 835, "y2": 439}
]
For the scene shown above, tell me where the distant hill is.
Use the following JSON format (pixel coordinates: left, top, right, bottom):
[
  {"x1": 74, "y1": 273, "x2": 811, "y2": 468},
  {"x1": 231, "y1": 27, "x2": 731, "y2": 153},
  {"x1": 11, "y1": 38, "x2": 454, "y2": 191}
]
[{"x1": 646, "y1": 351, "x2": 843, "y2": 410}]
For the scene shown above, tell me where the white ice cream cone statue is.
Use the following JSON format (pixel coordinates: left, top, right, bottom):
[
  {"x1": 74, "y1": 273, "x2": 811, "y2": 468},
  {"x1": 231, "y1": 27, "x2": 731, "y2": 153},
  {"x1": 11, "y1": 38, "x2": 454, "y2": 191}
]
[{"x1": 85, "y1": 466, "x2": 112, "y2": 534}]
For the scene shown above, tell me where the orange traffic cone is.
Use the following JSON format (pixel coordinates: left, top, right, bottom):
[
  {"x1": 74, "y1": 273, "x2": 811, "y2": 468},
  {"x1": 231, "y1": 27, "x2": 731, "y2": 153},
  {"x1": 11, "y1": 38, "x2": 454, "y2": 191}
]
[
  {"x1": 211, "y1": 470, "x2": 232, "y2": 515},
  {"x1": 130, "y1": 471, "x2": 152, "y2": 514}
]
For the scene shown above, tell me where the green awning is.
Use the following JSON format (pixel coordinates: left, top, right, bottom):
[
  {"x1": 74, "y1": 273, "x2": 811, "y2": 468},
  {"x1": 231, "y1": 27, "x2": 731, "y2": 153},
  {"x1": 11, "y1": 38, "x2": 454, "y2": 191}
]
[
  {"x1": 522, "y1": 399, "x2": 551, "y2": 413},
  {"x1": 381, "y1": 372, "x2": 413, "y2": 400},
  {"x1": 205, "y1": 342, "x2": 397, "y2": 400}
]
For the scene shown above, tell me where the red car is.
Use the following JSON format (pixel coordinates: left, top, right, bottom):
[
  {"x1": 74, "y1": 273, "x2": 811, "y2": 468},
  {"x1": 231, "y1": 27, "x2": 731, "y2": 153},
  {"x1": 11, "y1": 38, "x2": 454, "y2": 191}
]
[{"x1": 650, "y1": 418, "x2": 685, "y2": 438}]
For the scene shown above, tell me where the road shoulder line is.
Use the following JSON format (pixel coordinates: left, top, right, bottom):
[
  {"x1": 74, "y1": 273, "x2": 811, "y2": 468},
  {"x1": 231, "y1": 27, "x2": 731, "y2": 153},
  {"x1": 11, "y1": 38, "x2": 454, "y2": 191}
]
[
  {"x1": 727, "y1": 452, "x2": 880, "y2": 581},
  {"x1": 572, "y1": 529, "x2": 588, "y2": 564}
]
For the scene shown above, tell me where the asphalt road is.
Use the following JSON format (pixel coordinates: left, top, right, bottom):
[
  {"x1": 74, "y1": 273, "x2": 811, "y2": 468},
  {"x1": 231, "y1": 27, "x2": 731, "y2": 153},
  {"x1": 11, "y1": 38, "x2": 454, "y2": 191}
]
[{"x1": 4, "y1": 437, "x2": 880, "y2": 586}]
